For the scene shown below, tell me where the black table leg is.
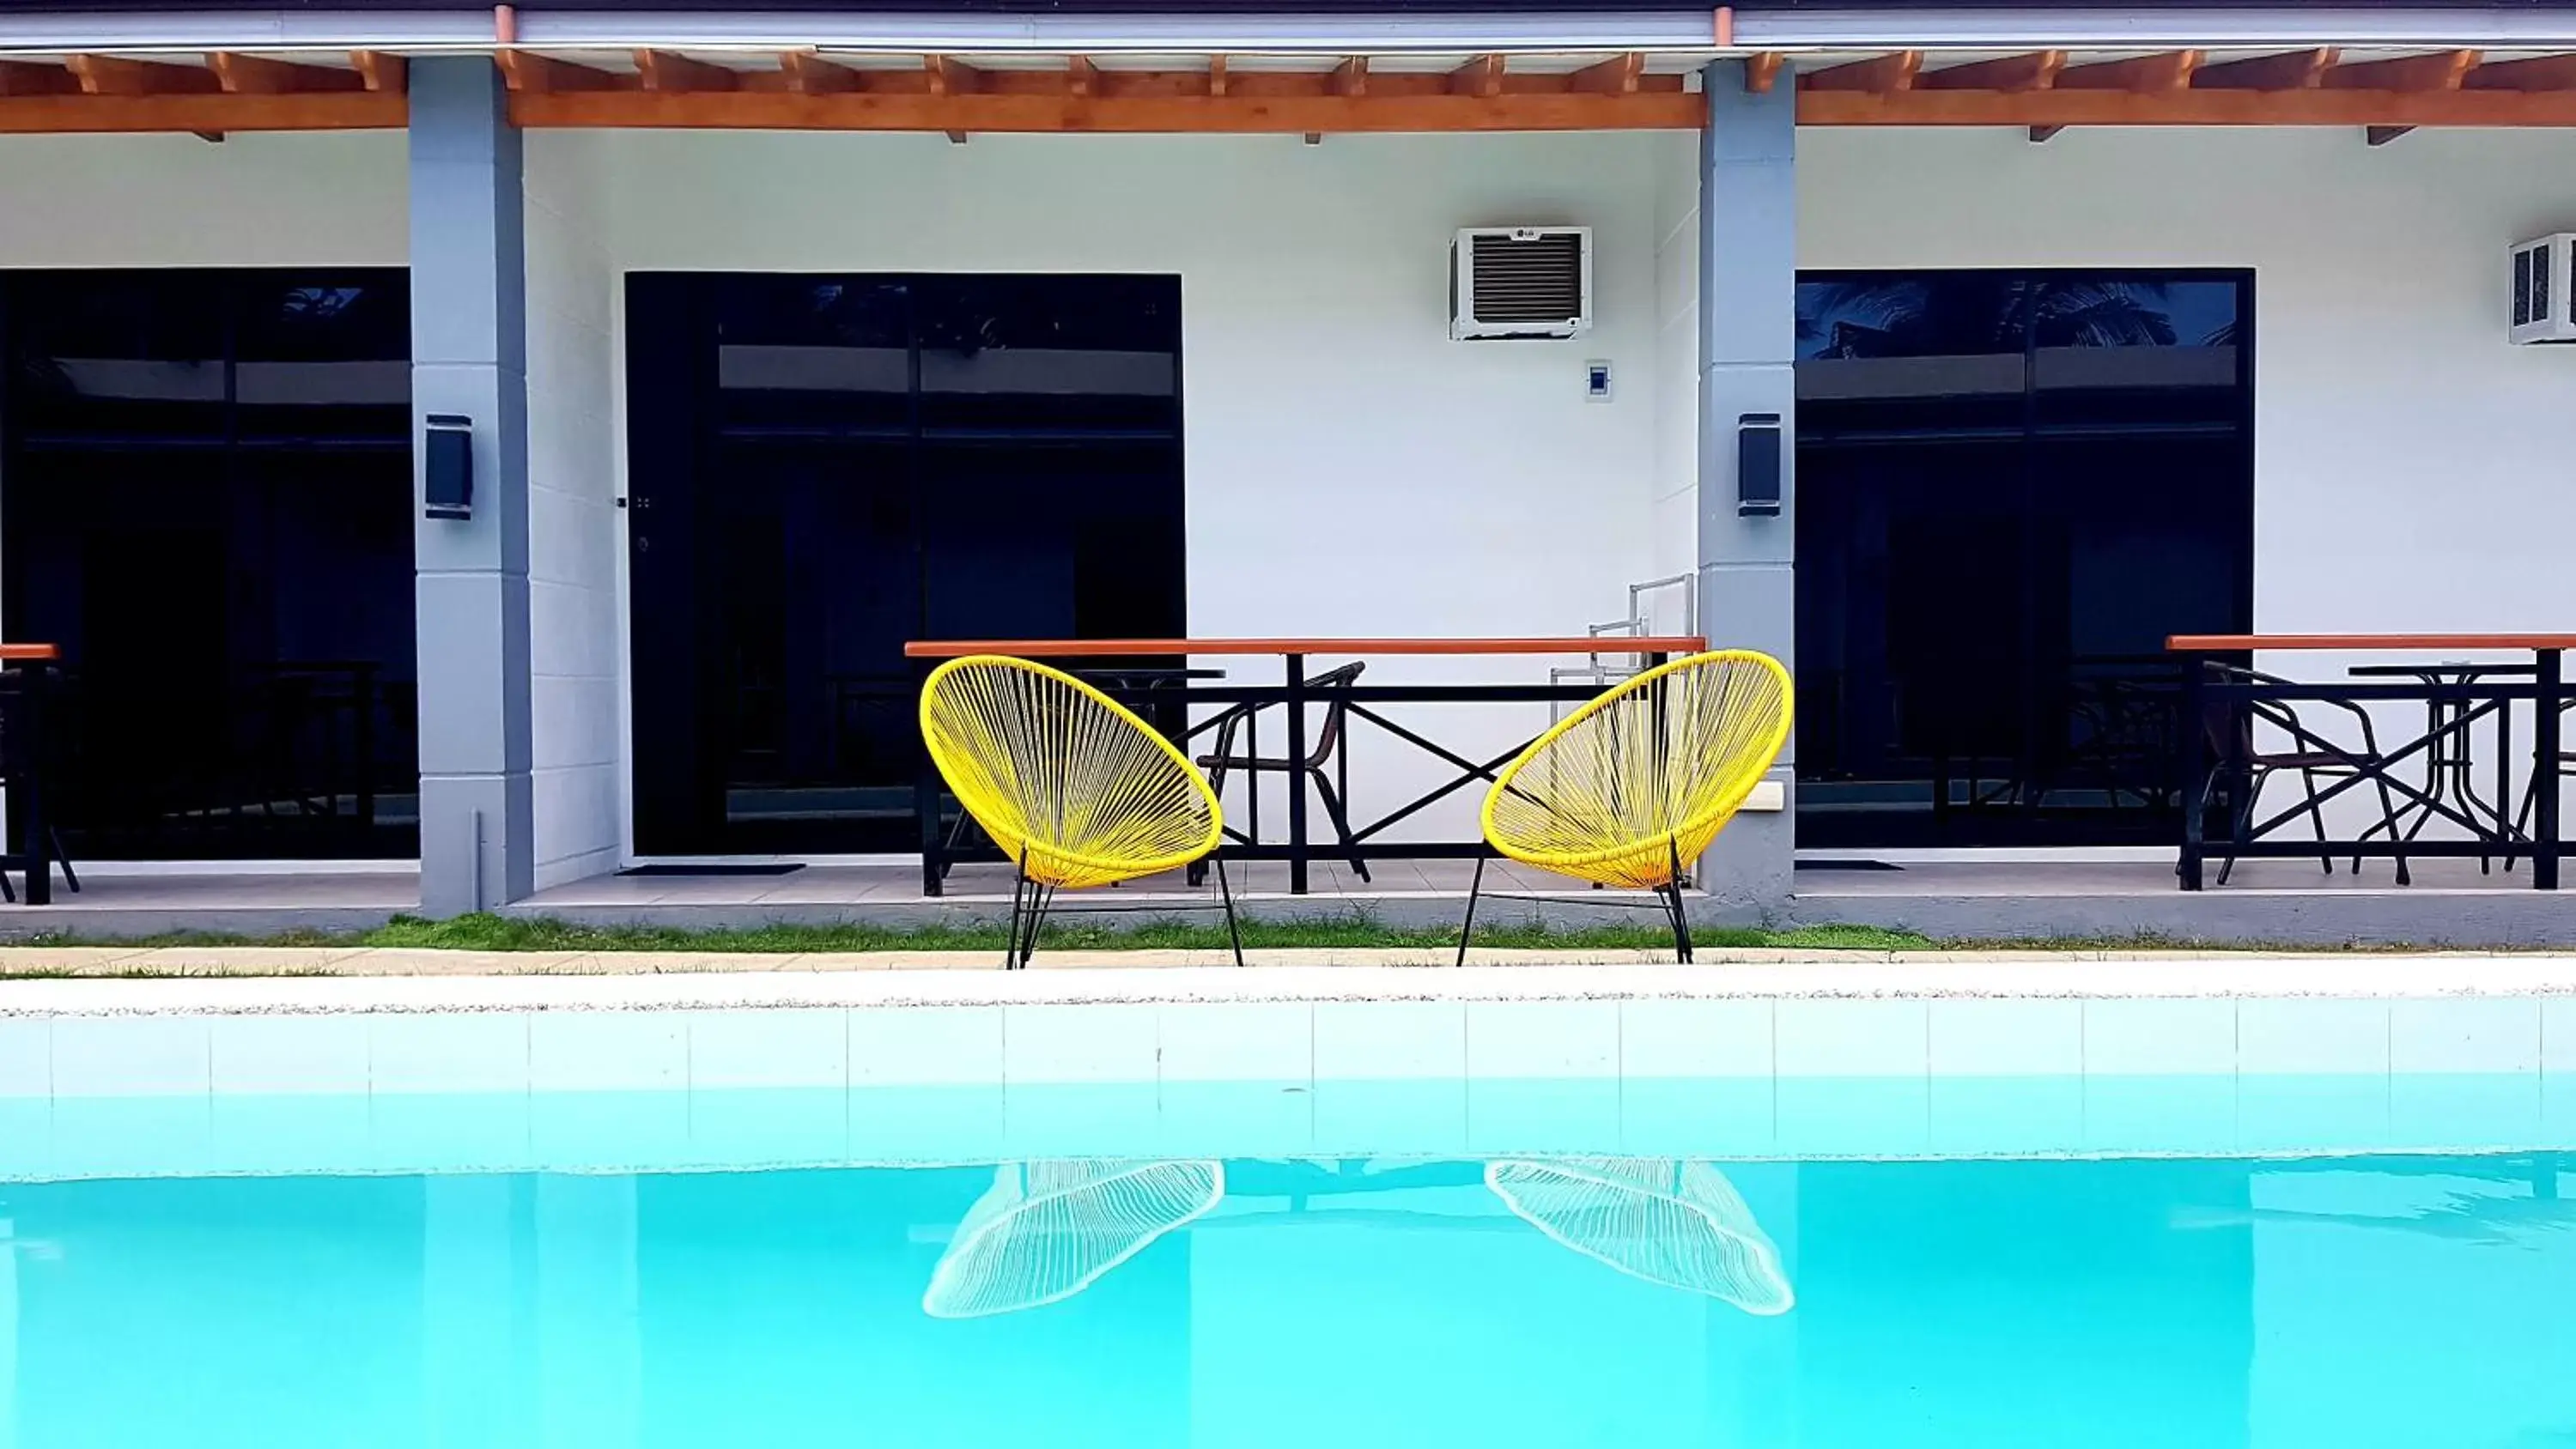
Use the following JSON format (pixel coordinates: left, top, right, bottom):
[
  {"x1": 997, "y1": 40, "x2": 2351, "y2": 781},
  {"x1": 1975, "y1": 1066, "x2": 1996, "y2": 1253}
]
[
  {"x1": 2538, "y1": 649, "x2": 2562, "y2": 891},
  {"x1": 1285, "y1": 652, "x2": 1308, "y2": 895},
  {"x1": 2178, "y1": 657, "x2": 2206, "y2": 891},
  {"x1": 20, "y1": 666, "x2": 47, "y2": 906},
  {"x1": 916, "y1": 754, "x2": 944, "y2": 899}
]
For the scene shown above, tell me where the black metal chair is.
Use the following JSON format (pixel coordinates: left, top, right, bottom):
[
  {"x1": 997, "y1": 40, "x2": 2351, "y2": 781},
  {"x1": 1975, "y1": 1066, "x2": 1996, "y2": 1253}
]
[
  {"x1": 2197, "y1": 664, "x2": 2409, "y2": 886},
  {"x1": 1196, "y1": 660, "x2": 1370, "y2": 882},
  {"x1": 0, "y1": 671, "x2": 76, "y2": 902}
]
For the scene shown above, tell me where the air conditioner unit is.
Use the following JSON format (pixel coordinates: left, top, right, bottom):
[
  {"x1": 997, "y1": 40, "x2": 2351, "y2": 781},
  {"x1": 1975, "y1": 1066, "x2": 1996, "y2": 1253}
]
[
  {"x1": 1451, "y1": 227, "x2": 1593, "y2": 340},
  {"x1": 2511, "y1": 233, "x2": 2576, "y2": 343}
]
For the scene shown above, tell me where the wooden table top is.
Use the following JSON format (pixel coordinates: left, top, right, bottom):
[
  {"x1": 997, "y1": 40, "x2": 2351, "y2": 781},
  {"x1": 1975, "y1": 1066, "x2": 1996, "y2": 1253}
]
[
  {"x1": 903, "y1": 636, "x2": 1709, "y2": 659},
  {"x1": 2169, "y1": 634, "x2": 2576, "y2": 652}
]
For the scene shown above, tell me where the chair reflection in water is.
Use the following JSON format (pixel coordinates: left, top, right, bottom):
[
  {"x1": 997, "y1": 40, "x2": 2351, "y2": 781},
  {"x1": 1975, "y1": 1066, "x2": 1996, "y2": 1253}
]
[
  {"x1": 1485, "y1": 1157, "x2": 1795, "y2": 1315},
  {"x1": 921, "y1": 1160, "x2": 1226, "y2": 1319}
]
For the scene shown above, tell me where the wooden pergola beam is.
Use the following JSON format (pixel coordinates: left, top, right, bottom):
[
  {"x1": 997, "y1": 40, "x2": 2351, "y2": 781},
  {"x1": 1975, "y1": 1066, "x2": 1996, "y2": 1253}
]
[
  {"x1": 1801, "y1": 51, "x2": 1921, "y2": 93},
  {"x1": 2464, "y1": 52, "x2": 2576, "y2": 91},
  {"x1": 1569, "y1": 52, "x2": 1643, "y2": 96},
  {"x1": 2193, "y1": 47, "x2": 2338, "y2": 89},
  {"x1": 924, "y1": 55, "x2": 982, "y2": 96},
  {"x1": 634, "y1": 50, "x2": 739, "y2": 93},
  {"x1": 2057, "y1": 50, "x2": 2201, "y2": 92},
  {"x1": 0, "y1": 92, "x2": 404, "y2": 131},
  {"x1": 779, "y1": 52, "x2": 860, "y2": 94},
  {"x1": 68, "y1": 54, "x2": 221, "y2": 96},
  {"x1": 496, "y1": 52, "x2": 626, "y2": 94},
  {"x1": 1795, "y1": 84, "x2": 2576, "y2": 125},
  {"x1": 210, "y1": 53, "x2": 366, "y2": 94},
  {"x1": 510, "y1": 87, "x2": 1706, "y2": 132},
  {"x1": 1746, "y1": 52, "x2": 1784, "y2": 94},
  {"x1": 0, "y1": 61, "x2": 77, "y2": 97},
  {"x1": 1331, "y1": 57, "x2": 1368, "y2": 97},
  {"x1": 1449, "y1": 54, "x2": 1505, "y2": 98},
  {"x1": 1918, "y1": 51, "x2": 2063, "y2": 92},
  {"x1": 2325, "y1": 49, "x2": 2479, "y2": 91},
  {"x1": 1066, "y1": 56, "x2": 1097, "y2": 97},
  {"x1": 1207, "y1": 55, "x2": 1228, "y2": 97}
]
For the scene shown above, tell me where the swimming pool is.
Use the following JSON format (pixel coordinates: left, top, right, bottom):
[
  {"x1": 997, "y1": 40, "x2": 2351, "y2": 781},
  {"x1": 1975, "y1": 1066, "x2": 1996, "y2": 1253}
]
[
  {"x1": 2, "y1": 1131, "x2": 2571, "y2": 1446},
  {"x1": 3, "y1": 973, "x2": 2573, "y2": 1445}
]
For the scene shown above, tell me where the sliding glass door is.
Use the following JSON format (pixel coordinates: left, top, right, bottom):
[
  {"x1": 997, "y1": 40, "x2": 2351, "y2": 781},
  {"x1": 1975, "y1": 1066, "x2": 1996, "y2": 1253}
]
[
  {"x1": 1794, "y1": 270, "x2": 2252, "y2": 849},
  {"x1": 0, "y1": 270, "x2": 416, "y2": 859},
  {"x1": 625, "y1": 274, "x2": 1186, "y2": 857}
]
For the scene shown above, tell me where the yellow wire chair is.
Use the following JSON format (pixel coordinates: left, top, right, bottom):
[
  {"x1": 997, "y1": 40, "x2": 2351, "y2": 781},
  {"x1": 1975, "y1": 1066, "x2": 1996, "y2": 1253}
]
[
  {"x1": 920, "y1": 655, "x2": 1241, "y2": 968},
  {"x1": 1461, "y1": 650, "x2": 1792, "y2": 965}
]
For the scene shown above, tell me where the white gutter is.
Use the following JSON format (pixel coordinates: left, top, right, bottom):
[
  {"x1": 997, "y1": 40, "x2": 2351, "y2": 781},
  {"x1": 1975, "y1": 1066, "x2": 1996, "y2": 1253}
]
[{"x1": 0, "y1": 6, "x2": 2568, "y2": 56}]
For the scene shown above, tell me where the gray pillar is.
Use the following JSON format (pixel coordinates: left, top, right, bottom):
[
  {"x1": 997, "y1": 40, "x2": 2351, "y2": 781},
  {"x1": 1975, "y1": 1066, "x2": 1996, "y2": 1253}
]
[
  {"x1": 410, "y1": 58, "x2": 533, "y2": 915},
  {"x1": 1697, "y1": 60, "x2": 1797, "y2": 912}
]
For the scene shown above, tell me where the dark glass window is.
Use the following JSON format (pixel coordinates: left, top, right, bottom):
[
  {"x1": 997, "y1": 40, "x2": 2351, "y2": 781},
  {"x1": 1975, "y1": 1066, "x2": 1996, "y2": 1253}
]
[
  {"x1": 1795, "y1": 270, "x2": 2252, "y2": 849},
  {"x1": 0, "y1": 270, "x2": 416, "y2": 860},
  {"x1": 626, "y1": 273, "x2": 1185, "y2": 856}
]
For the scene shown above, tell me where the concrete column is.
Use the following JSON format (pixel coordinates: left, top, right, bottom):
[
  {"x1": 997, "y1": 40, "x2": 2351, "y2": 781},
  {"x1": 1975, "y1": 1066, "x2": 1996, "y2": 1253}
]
[
  {"x1": 410, "y1": 57, "x2": 533, "y2": 915},
  {"x1": 1698, "y1": 60, "x2": 1797, "y2": 910}
]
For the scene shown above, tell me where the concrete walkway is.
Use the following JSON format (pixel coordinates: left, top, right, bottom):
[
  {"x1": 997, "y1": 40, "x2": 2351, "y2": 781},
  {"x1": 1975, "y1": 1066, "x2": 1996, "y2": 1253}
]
[{"x1": 0, "y1": 948, "x2": 2568, "y2": 1015}]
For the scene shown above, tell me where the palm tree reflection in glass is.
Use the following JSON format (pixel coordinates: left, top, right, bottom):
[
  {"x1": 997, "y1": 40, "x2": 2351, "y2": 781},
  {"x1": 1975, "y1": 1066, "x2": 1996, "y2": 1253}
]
[
  {"x1": 921, "y1": 1159, "x2": 1225, "y2": 1319},
  {"x1": 1797, "y1": 276, "x2": 2206, "y2": 358},
  {"x1": 1485, "y1": 1158, "x2": 1795, "y2": 1315}
]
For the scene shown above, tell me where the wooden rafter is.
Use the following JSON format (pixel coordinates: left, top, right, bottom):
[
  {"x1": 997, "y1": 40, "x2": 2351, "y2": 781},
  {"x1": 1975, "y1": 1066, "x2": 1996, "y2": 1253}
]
[
  {"x1": 1331, "y1": 58, "x2": 1368, "y2": 97},
  {"x1": 1801, "y1": 51, "x2": 1921, "y2": 93},
  {"x1": 1066, "y1": 56, "x2": 1097, "y2": 97},
  {"x1": 349, "y1": 52, "x2": 406, "y2": 94},
  {"x1": 2324, "y1": 49, "x2": 2479, "y2": 91},
  {"x1": 1449, "y1": 54, "x2": 1505, "y2": 98},
  {"x1": 780, "y1": 52, "x2": 859, "y2": 94},
  {"x1": 1207, "y1": 55, "x2": 1229, "y2": 97},
  {"x1": 1918, "y1": 51, "x2": 2063, "y2": 92},
  {"x1": 2465, "y1": 53, "x2": 2576, "y2": 91},
  {"x1": 69, "y1": 54, "x2": 220, "y2": 96},
  {"x1": 635, "y1": 51, "x2": 739, "y2": 93},
  {"x1": 1569, "y1": 52, "x2": 1643, "y2": 96},
  {"x1": 0, "y1": 61, "x2": 77, "y2": 97},
  {"x1": 925, "y1": 55, "x2": 982, "y2": 96},
  {"x1": 210, "y1": 53, "x2": 365, "y2": 94},
  {"x1": 1745, "y1": 52, "x2": 1784, "y2": 94},
  {"x1": 2193, "y1": 48, "x2": 2337, "y2": 89},
  {"x1": 496, "y1": 52, "x2": 625, "y2": 94},
  {"x1": 2057, "y1": 51, "x2": 2201, "y2": 92}
]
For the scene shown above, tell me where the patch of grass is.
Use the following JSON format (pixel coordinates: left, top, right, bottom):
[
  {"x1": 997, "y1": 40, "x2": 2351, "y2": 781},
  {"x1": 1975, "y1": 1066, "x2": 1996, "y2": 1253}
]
[{"x1": 8, "y1": 912, "x2": 1941, "y2": 955}]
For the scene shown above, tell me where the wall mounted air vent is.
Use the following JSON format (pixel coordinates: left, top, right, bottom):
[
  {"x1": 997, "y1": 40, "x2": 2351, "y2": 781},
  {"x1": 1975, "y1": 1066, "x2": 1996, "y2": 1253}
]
[
  {"x1": 2511, "y1": 233, "x2": 2576, "y2": 343},
  {"x1": 1451, "y1": 227, "x2": 1593, "y2": 340}
]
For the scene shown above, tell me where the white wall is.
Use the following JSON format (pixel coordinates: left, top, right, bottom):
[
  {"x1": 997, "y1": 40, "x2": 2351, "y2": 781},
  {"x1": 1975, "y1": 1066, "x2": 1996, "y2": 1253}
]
[
  {"x1": 1801, "y1": 125, "x2": 2576, "y2": 834},
  {"x1": 524, "y1": 133, "x2": 624, "y2": 889},
  {"x1": 0, "y1": 131, "x2": 404, "y2": 266},
  {"x1": 553, "y1": 130, "x2": 1674, "y2": 850}
]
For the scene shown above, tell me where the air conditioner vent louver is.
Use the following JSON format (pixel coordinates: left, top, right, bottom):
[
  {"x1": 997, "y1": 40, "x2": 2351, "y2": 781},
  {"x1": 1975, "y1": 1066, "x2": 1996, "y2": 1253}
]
[
  {"x1": 1452, "y1": 226, "x2": 1593, "y2": 340},
  {"x1": 2510, "y1": 233, "x2": 2576, "y2": 343}
]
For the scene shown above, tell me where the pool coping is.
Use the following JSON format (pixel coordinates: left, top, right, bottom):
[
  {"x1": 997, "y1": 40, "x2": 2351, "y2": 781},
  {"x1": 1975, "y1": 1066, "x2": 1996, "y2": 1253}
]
[{"x1": 3, "y1": 951, "x2": 2574, "y2": 1016}]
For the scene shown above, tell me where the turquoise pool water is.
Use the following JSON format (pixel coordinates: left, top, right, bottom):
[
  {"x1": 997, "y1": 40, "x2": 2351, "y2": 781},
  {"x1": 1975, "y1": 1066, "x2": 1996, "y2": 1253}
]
[{"x1": 4, "y1": 1113, "x2": 2574, "y2": 1447}]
